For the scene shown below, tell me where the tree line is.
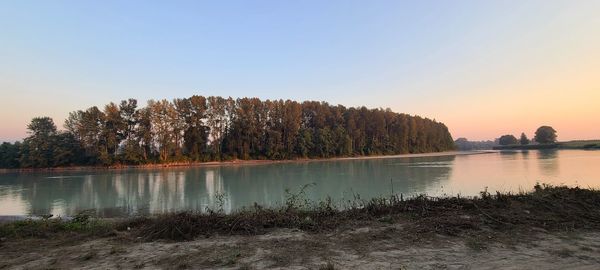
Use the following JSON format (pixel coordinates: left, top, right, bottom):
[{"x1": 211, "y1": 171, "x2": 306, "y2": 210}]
[
  {"x1": 497, "y1": 126, "x2": 557, "y2": 146},
  {"x1": 0, "y1": 96, "x2": 455, "y2": 168},
  {"x1": 454, "y1": 138, "x2": 496, "y2": 151}
]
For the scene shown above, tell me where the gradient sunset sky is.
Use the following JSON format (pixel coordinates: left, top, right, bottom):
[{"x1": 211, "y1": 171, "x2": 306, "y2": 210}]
[{"x1": 1, "y1": 0, "x2": 599, "y2": 142}]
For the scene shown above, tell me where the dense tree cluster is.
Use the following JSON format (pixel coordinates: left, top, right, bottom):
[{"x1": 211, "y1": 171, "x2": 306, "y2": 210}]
[
  {"x1": 454, "y1": 138, "x2": 496, "y2": 151},
  {"x1": 498, "y1": 135, "x2": 519, "y2": 146},
  {"x1": 0, "y1": 96, "x2": 455, "y2": 168},
  {"x1": 492, "y1": 126, "x2": 557, "y2": 148}
]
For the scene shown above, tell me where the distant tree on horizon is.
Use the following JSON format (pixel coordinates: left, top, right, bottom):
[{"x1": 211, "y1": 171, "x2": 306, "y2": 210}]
[
  {"x1": 534, "y1": 126, "x2": 557, "y2": 144},
  {"x1": 498, "y1": 134, "x2": 518, "y2": 145},
  {"x1": 454, "y1": 138, "x2": 496, "y2": 151},
  {"x1": 520, "y1": 133, "x2": 530, "y2": 145}
]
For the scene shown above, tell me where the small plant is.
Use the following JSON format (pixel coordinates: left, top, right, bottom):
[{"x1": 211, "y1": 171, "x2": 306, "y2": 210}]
[
  {"x1": 215, "y1": 192, "x2": 227, "y2": 214},
  {"x1": 479, "y1": 187, "x2": 490, "y2": 199},
  {"x1": 204, "y1": 192, "x2": 228, "y2": 214},
  {"x1": 284, "y1": 182, "x2": 316, "y2": 210},
  {"x1": 72, "y1": 210, "x2": 93, "y2": 225}
]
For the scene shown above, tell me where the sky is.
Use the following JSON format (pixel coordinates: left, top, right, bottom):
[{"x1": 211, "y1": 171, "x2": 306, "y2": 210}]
[{"x1": 1, "y1": 0, "x2": 599, "y2": 142}]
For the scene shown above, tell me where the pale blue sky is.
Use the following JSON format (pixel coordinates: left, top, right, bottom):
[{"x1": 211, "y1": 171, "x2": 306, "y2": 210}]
[{"x1": 1, "y1": 0, "x2": 599, "y2": 141}]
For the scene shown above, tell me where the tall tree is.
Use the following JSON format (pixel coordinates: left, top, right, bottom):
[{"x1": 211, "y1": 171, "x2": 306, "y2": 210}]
[
  {"x1": 80, "y1": 107, "x2": 107, "y2": 164},
  {"x1": 534, "y1": 126, "x2": 557, "y2": 144},
  {"x1": 135, "y1": 107, "x2": 154, "y2": 161},
  {"x1": 179, "y1": 95, "x2": 209, "y2": 161},
  {"x1": 148, "y1": 99, "x2": 176, "y2": 162},
  {"x1": 119, "y1": 99, "x2": 144, "y2": 164},
  {"x1": 206, "y1": 96, "x2": 227, "y2": 159},
  {"x1": 102, "y1": 102, "x2": 125, "y2": 159},
  {"x1": 520, "y1": 133, "x2": 530, "y2": 145},
  {"x1": 11, "y1": 96, "x2": 456, "y2": 167},
  {"x1": 0, "y1": 142, "x2": 21, "y2": 168},
  {"x1": 119, "y1": 99, "x2": 138, "y2": 142},
  {"x1": 20, "y1": 117, "x2": 58, "y2": 167},
  {"x1": 52, "y1": 132, "x2": 84, "y2": 166}
]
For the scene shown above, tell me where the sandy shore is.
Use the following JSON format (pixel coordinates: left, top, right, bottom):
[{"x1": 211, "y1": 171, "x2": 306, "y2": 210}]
[
  {"x1": 2, "y1": 222, "x2": 599, "y2": 269},
  {"x1": 0, "y1": 151, "x2": 493, "y2": 174},
  {"x1": 2, "y1": 185, "x2": 599, "y2": 269}
]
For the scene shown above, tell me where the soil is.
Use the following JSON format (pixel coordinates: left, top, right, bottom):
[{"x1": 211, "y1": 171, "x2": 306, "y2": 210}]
[{"x1": 2, "y1": 220, "x2": 599, "y2": 269}]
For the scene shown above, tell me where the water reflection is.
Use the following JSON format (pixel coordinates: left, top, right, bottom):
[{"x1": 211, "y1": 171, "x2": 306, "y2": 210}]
[
  {"x1": 0, "y1": 155, "x2": 456, "y2": 217},
  {"x1": 2, "y1": 150, "x2": 600, "y2": 217},
  {"x1": 499, "y1": 150, "x2": 520, "y2": 159},
  {"x1": 537, "y1": 150, "x2": 559, "y2": 176}
]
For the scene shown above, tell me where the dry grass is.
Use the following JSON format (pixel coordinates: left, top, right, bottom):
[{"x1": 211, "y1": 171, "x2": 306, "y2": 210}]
[{"x1": 122, "y1": 184, "x2": 600, "y2": 241}]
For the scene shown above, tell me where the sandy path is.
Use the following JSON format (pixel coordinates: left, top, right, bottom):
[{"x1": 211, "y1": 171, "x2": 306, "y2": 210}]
[{"x1": 2, "y1": 222, "x2": 599, "y2": 270}]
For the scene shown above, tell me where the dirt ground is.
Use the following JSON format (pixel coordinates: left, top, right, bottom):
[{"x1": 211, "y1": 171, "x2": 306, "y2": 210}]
[{"x1": 2, "y1": 220, "x2": 600, "y2": 270}]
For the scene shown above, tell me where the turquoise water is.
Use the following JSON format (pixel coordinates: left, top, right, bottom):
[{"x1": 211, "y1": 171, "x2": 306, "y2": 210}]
[{"x1": 1, "y1": 150, "x2": 599, "y2": 217}]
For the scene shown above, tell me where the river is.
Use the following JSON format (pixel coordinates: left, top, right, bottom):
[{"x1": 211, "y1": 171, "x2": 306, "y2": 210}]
[{"x1": 0, "y1": 149, "x2": 599, "y2": 217}]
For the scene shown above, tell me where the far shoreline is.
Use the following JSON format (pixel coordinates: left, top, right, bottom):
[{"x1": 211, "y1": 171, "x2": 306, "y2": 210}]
[{"x1": 0, "y1": 150, "x2": 493, "y2": 174}]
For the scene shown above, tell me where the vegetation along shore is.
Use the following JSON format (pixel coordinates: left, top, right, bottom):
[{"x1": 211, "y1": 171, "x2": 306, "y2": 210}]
[
  {"x1": 1, "y1": 184, "x2": 600, "y2": 269},
  {"x1": 0, "y1": 96, "x2": 455, "y2": 170},
  {"x1": 0, "y1": 150, "x2": 490, "y2": 174},
  {"x1": 493, "y1": 140, "x2": 600, "y2": 150}
]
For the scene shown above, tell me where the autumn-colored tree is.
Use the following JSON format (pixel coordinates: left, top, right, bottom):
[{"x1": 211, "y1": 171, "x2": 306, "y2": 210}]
[{"x1": 10, "y1": 96, "x2": 456, "y2": 168}]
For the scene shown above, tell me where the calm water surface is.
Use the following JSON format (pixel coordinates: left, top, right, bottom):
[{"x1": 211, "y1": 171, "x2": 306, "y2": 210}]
[{"x1": 1, "y1": 150, "x2": 599, "y2": 217}]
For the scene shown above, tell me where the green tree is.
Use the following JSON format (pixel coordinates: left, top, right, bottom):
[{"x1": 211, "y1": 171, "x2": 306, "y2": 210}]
[
  {"x1": 206, "y1": 96, "x2": 227, "y2": 159},
  {"x1": 135, "y1": 107, "x2": 154, "y2": 161},
  {"x1": 52, "y1": 132, "x2": 84, "y2": 166},
  {"x1": 102, "y1": 102, "x2": 126, "y2": 160},
  {"x1": 282, "y1": 100, "x2": 302, "y2": 158},
  {"x1": 0, "y1": 142, "x2": 21, "y2": 168},
  {"x1": 119, "y1": 98, "x2": 138, "y2": 142},
  {"x1": 178, "y1": 96, "x2": 209, "y2": 161},
  {"x1": 519, "y1": 133, "x2": 530, "y2": 145},
  {"x1": 148, "y1": 99, "x2": 176, "y2": 162},
  {"x1": 534, "y1": 126, "x2": 557, "y2": 144},
  {"x1": 10, "y1": 95, "x2": 457, "y2": 168},
  {"x1": 295, "y1": 128, "x2": 313, "y2": 157},
  {"x1": 20, "y1": 117, "x2": 58, "y2": 167},
  {"x1": 67, "y1": 106, "x2": 107, "y2": 164},
  {"x1": 498, "y1": 134, "x2": 518, "y2": 145},
  {"x1": 119, "y1": 98, "x2": 145, "y2": 164}
]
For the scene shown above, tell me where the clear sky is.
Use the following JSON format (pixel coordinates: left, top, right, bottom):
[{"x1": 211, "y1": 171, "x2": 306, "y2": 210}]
[{"x1": 1, "y1": 0, "x2": 599, "y2": 142}]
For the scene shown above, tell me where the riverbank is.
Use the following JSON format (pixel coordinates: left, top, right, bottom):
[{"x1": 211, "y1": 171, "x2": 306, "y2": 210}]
[
  {"x1": 493, "y1": 140, "x2": 600, "y2": 150},
  {"x1": 1, "y1": 184, "x2": 599, "y2": 269},
  {"x1": 0, "y1": 151, "x2": 491, "y2": 174}
]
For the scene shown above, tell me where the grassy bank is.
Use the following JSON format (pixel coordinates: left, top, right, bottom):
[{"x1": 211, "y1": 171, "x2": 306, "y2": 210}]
[
  {"x1": 492, "y1": 139, "x2": 600, "y2": 150},
  {"x1": 559, "y1": 140, "x2": 600, "y2": 149},
  {"x1": 2, "y1": 184, "x2": 600, "y2": 241}
]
